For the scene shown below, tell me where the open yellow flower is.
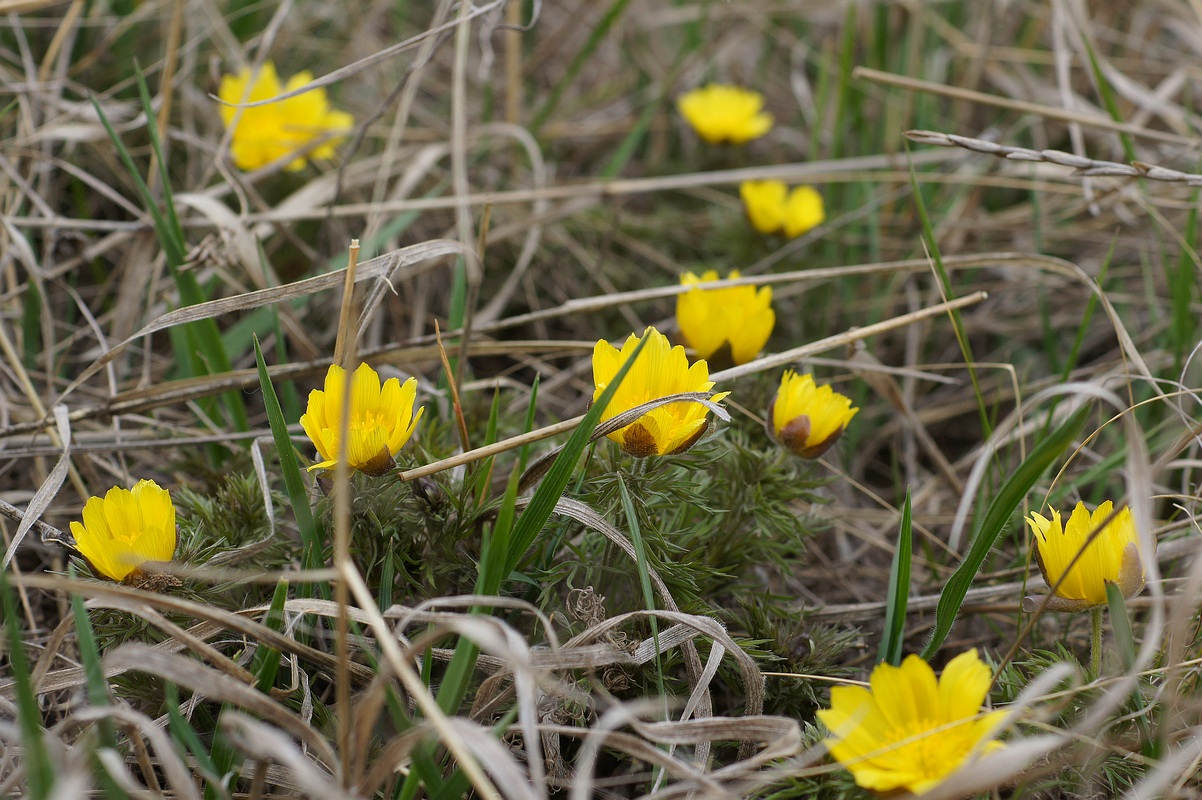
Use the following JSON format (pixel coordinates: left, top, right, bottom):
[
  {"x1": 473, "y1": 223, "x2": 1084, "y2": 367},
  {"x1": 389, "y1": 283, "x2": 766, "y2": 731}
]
[
  {"x1": 818, "y1": 649, "x2": 1007, "y2": 795},
  {"x1": 770, "y1": 371, "x2": 858, "y2": 459},
  {"x1": 218, "y1": 61, "x2": 354, "y2": 171},
  {"x1": 740, "y1": 181, "x2": 788, "y2": 235},
  {"x1": 1025, "y1": 501, "x2": 1145, "y2": 611},
  {"x1": 740, "y1": 180, "x2": 825, "y2": 237},
  {"x1": 676, "y1": 269, "x2": 774, "y2": 367},
  {"x1": 782, "y1": 184, "x2": 825, "y2": 237},
  {"x1": 71, "y1": 480, "x2": 177, "y2": 582},
  {"x1": 676, "y1": 84, "x2": 773, "y2": 144},
  {"x1": 592, "y1": 327, "x2": 728, "y2": 457},
  {"x1": 300, "y1": 363, "x2": 424, "y2": 475}
]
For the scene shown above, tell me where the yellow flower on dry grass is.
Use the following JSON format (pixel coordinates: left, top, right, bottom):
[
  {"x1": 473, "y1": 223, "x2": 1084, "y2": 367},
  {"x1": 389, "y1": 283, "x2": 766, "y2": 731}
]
[
  {"x1": 739, "y1": 180, "x2": 825, "y2": 237},
  {"x1": 676, "y1": 84, "x2": 773, "y2": 144},
  {"x1": 1025, "y1": 501, "x2": 1145, "y2": 611},
  {"x1": 770, "y1": 371, "x2": 858, "y2": 459},
  {"x1": 592, "y1": 327, "x2": 728, "y2": 457},
  {"x1": 676, "y1": 269, "x2": 774, "y2": 367},
  {"x1": 300, "y1": 363, "x2": 424, "y2": 476},
  {"x1": 71, "y1": 480, "x2": 177, "y2": 582},
  {"x1": 818, "y1": 649, "x2": 1007, "y2": 796},
  {"x1": 218, "y1": 61, "x2": 354, "y2": 171}
]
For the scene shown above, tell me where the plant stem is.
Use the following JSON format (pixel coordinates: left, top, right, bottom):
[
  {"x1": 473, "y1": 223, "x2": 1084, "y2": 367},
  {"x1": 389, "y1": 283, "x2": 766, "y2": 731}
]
[{"x1": 1090, "y1": 607, "x2": 1104, "y2": 680}]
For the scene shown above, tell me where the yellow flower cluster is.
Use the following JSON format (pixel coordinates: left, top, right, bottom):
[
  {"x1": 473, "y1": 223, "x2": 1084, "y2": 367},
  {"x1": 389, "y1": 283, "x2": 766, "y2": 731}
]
[
  {"x1": 218, "y1": 61, "x2": 354, "y2": 171},
  {"x1": 740, "y1": 180, "x2": 825, "y2": 238}
]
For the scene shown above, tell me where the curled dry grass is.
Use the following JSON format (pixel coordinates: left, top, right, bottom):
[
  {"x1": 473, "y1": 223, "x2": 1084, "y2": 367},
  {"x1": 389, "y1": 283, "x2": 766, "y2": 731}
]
[{"x1": 2, "y1": 0, "x2": 1202, "y2": 797}]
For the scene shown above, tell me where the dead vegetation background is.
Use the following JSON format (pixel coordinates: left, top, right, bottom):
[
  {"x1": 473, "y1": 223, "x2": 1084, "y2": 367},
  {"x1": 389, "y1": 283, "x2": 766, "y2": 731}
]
[{"x1": 2, "y1": 0, "x2": 1202, "y2": 797}]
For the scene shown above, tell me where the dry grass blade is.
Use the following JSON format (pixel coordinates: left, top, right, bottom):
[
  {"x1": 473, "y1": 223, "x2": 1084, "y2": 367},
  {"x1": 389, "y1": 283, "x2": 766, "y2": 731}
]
[
  {"x1": 66, "y1": 706, "x2": 202, "y2": 800},
  {"x1": 103, "y1": 643, "x2": 339, "y2": 769},
  {"x1": 56, "y1": 239, "x2": 482, "y2": 404},
  {"x1": 907, "y1": 129, "x2": 1202, "y2": 186}
]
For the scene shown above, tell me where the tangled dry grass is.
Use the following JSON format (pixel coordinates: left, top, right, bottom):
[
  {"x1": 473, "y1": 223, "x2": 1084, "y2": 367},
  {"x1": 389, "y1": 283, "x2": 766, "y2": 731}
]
[{"x1": 3, "y1": 0, "x2": 1202, "y2": 797}]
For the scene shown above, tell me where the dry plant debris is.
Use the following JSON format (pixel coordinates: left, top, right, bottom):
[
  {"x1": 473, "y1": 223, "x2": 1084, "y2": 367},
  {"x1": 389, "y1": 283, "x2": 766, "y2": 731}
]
[{"x1": 1, "y1": 1, "x2": 1202, "y2": 799}]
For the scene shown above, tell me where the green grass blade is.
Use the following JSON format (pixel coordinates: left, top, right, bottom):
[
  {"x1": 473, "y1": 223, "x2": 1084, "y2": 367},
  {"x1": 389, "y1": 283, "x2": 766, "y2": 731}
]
[
  {"x1": 251, "y1": 579, "x2": 289, "y2": 692},
  {"x1": 529, "y1": 0, "x2": 633, "y2": 130},
  {"x1": 922, "y1": 404, "x2": 1090, "y2": 658},
  {"x1": 617, "y1": 475, "x2": 665, "y2": 695},
  {"x1": 909, "y1": 156, "x2": 991, "y2": 439},
  {"x1": 2, "y1": 569, "x2": 53, "y2": 799},
  {"x1": 1061, "y1": 236, "x2": 1116, "y2": 384},
  {"x1": 1171, "y1": 191, "x2": 1199, "y2": 366},
  {"x1": 878, "y1": 489, "x2": 912, "y2": 666},
  {"x1": 502, "y1": 334, "x2": 646, "y2": 578},
  {"x1": 164, "y1": 682, "x2": 222, "y2": 791},
  {"x1": 253, "y1": 336, "x2": 326, "y2": 591},
  {"x1": 1079, "y1": 38, "x2": 1136, "y2": 162},
  {"x1": 1106, "y1": 582, "x2": 1157, "y2": 757},
  {"x1": 518, "y1": 375, "x2": 540, "y2": 474}
]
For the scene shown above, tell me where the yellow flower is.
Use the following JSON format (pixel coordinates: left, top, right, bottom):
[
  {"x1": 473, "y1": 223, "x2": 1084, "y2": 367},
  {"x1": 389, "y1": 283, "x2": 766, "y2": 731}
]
[
  {"x1": 782, "y1": 184, "x2": 825, "y2": 237},
  {"x1": 1025, "y1": 501, "x2": 1145, "y2": 611},
  {"x1": 740, "y1": 181, "x2": 787, "y2": 235},
  {"x1": 739, "y1": 181, "x2": 825, "y2": 237},
  {"x1": 818, "y1": 649, "x2": 1007, "y2": 796},
  {"x1": 592, "y1": 327, "x2": 728, "y2": 457},
  {"x1": 300, "y1": 363, "x2": 424, "y2": 475},
  {"x1": 70, "y1": 480, "x2": 177, "y2": 582},
  {"x1": 676, "y1": 84, "x2": 773, "y2": 144},
  {"x1": 218, "y1": 61, "x2": 354, "y2": 171},
  {"x1": 676, "y1": 270, "x2": 774, "y2": 368},
  {"x1": 770, "y1": 371, "x2": 858, "y2": 459}
]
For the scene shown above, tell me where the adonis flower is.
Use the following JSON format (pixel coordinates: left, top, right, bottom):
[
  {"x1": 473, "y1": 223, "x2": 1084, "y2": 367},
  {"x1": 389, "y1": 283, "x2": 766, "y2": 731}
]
[
  {"x1": 818, "y1": 649, "x2": 1007, "y2": 795},
  {"x1": 676, "y1": 84, "x2": 773, "y2": 144},
  {"x1": 592, "y1": 327, "x2": 728, "y2": 457},
  {"x1": 218, "y1": 61, "x2": 354, "y2": 171},
  {"x1": 676, "y1": 269, "x2": 774, "y2": 368},
  {"x1": 739, "y1": 180, "x2": 825, "y2": 237},
  {"x1": 300, "y1": 363, "x2": 424, "y2": 476},
  {"x1": 71, "y1": 480, "x2": 177, "y2": 582},
  {"x1": 770, "y1": 371, "x2": 858, "y2": 459},
  {"x1": 1025, "y1": 501, "x2": 1145, "y2": 611}
]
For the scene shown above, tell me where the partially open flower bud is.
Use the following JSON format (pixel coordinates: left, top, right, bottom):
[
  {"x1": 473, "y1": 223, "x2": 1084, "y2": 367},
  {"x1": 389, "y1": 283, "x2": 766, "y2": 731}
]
[{"x1": 769, "y1": 371, "x2": 858, "y2": 459}]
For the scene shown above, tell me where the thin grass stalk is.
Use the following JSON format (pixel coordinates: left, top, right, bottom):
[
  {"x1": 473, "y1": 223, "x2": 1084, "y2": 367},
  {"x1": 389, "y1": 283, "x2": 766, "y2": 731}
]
[{"x1": 332, "y1": 240, "x2": 361, "y2": 789}]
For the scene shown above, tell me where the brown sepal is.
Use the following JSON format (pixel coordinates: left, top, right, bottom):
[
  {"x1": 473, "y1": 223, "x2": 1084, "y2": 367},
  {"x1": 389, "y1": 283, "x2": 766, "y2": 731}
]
[
  {"x1": 1021, "y1": 593, "x2": 1096, "y2": 614},
  {"x1": 359, "y1": 447, "x2": 397, "y2": 477},
  {"x1": 1117, "y1": 541, "x2": 1145, "y2": 600},
  {"x1": 126, "y1": 566, "x2": 183, "y2": 592}
]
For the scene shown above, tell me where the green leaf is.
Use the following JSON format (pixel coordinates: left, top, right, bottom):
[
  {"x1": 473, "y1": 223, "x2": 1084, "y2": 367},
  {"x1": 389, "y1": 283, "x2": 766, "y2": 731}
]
[
  {"x1": 878, "y1": 489, "x2": 912, "y2": 666},
  {"x1": 922, "y1": 404, "x2": 1090, "y2": 658},
  {"x1": 2, "y1": 569, "x2": 53, "y2": 798},
  {"x1": 502, "y1": 333, "x2": 646, "y2": 579},
  {"x1": 253, "y1": 336, "x2": 326, "y2": 594},
  {"x1": 251, "y1": 579, "x2": 289, "y2": 693}
]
